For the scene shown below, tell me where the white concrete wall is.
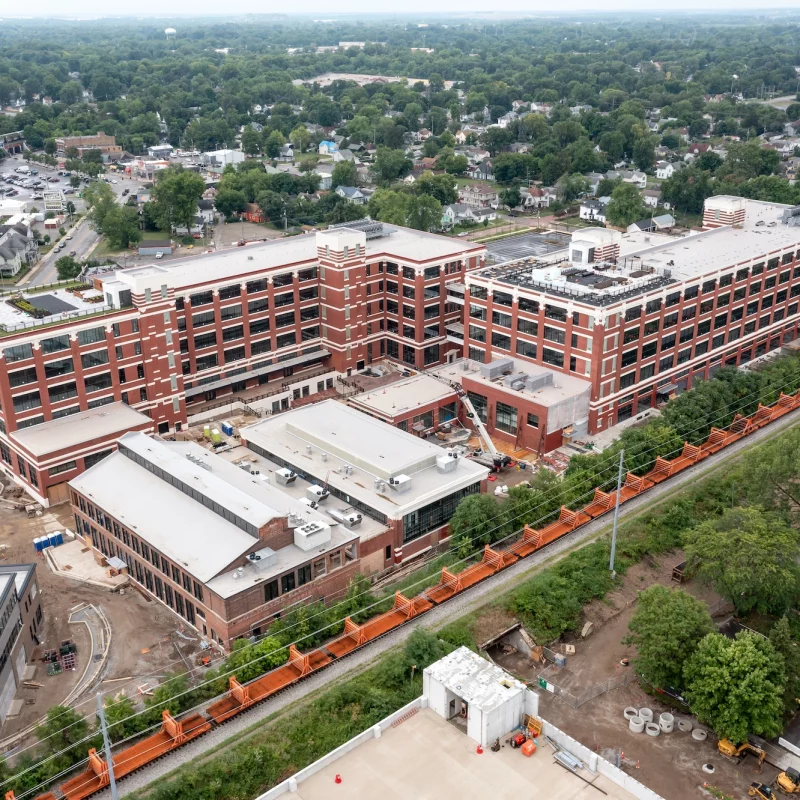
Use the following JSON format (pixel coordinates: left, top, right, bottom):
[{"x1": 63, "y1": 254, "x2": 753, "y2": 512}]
[
  {"x1": 257, "y1": 697, "x2": 427, "y2": 799},
  {"x1": 524, "y1": 688, "x2": 539, "y2": 720},
  {"x1": 482, "y1": 691, "x2": 524, "y2": 746},
  {"x1": 423, "y1": 672, "x2": 448, "y2": 718}
]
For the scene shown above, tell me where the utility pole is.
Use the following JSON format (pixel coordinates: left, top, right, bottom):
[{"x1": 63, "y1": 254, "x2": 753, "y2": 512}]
[
  {"x1": 96, "y1": 693, "x2": 119, "y2": 800},
  {"x1": 609, "y1": 449, "x2": 624, "y2": 578}
]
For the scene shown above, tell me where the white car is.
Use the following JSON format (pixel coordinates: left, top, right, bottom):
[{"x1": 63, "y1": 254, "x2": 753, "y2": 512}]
[
  {"x1": 155, "y1": 252, "x2": 163, "y2": 259},
  {"x1": 65, "y1": 235, "x2": 73, "y2": 240}
]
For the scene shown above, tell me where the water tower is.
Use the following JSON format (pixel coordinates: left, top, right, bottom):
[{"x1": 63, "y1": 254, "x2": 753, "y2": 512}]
[{"x1": 165, "y1": 27, "x2": 177, "y2": 42}]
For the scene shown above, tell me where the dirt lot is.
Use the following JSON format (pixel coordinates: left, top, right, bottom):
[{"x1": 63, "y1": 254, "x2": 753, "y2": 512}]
[
  {"x1": 0, "y1": 492, "x2": 203, "y2": 745},
  {"x1": 487, "y1": 551, "x2": 767, "y2": 800}
]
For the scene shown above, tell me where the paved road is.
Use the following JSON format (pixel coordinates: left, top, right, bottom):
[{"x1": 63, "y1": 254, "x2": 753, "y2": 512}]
[
  {"x1": 86, "y1": 404, "x2": 800, "y2": 799},
  {"x1": 21, "y1": 218, "x2": 99, "y2": 286}
]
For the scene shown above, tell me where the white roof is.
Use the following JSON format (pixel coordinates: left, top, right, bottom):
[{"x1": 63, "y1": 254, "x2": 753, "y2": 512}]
[
  {"x1": 11, "y1": 402, "x2": 151, "y2": 457},
  {"x1": 424, "y1": 647, "x2": 526, "y2": 712},
  {"x1": 241, "y1": 400, "x2": 488, "y2": 519},
  {"x1": 348, "y1": 374, "x2": 457, "y2": 420},
  {"x1": 104, "y1": 227, "x2": 482, "y2": 297},
  {"x1": 68, "y1": 433, "x2": 349, "y2": 588}
]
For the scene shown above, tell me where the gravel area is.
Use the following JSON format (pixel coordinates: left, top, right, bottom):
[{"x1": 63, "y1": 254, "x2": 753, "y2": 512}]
[{"x1": 95, "y1": 405, "x2": 800, "y2": 799}]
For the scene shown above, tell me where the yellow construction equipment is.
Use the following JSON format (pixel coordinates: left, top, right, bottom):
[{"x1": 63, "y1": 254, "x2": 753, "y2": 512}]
[
  {"x1": 749, "y1": 783, "x2": 774, "y2": 799},
  {"x1": 718, "y1": 738, "x2": 766, "y2": 770},
  {"x1": 777, "y1": 768, "x2": 800, "y2": 793}
]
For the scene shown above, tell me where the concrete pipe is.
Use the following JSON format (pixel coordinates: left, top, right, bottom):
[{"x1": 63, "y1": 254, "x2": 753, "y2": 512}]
[
  {"x1": 692, "y1": 728, "x2": 708, "y2": 742},
  {"x1": 645, "y1": 723, "x2": 661, "y2": 737},
  {"x1": 677, "y1": 718, "x2": 693, "y2": 733},
  {"x1": 659, "y1": 713, "x2": 675, "y2": 733},
  {"x1": 629, "y1": 716, "x2": 645, "y2": 733},
  {"x1": 623, "y1": 707, "x2": 639, "y2": 721},
  {"x1": 702, "y1": 764, "x2": 716, "y2": 775},
  {"x1": 638, "y1": 707, "x2": 653, "y2": 723}
]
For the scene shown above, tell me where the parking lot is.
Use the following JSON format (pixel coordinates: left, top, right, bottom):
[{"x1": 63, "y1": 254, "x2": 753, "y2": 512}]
[{"x1": 484, "y1": 230, "x2": 572, "y2": 264}]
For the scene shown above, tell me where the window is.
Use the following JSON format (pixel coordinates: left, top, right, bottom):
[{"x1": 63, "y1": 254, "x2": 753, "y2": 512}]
[
  {"x1": 491, "y1": 332, "x2": 511, "y2": 350},
  {"x1": 281, "y1": 572, "x2": 296, "y2": 594},
  {"x1": 276, "y1": 312, "x2": 295, "y2": 328},
  {"x1": 224, "y1": 347, "x2": 245, "y2": 364},
  {"x1": 620, "y1": 372, "x2": 636, "y2": 389},
  {"x1": 493, "y1": 401, "x2": 517, "y2": 434},
  {"x1": 84, "y1": 373, "x2": 112, "y2": 393},
  {"x1": 702, "y1": 279, "x2": 716, "y2": 294},
  {"x1": 542, "y1": 347, "x2": 564, "y2": 367},
  {"x1": 641, "y1": 342, "x2": 657, "y2": 359},
  {"x1": 4, "y1": 344, "x2": 32, "y2": 363},
  {"x1": 544, "y1": 326, "x2": 566, "y2": 344},
  {"x1": 219, "y1": 284, "x2": 240, "y2": 300},
  {"x1": 517, "y1": 318, "x2": 538, "y2": 335},
  {"x1": 192, "y1": 310, "x2": 214, "y2": 327},
  {"x1": 516, "y1": 340, "x2": 536, "y2": 358},
  {"x1": 194, "y1": 332, "x2": 217, "y2": 349},
  {"x1": 544, "y1": 304, "x2": 567, "y2": 321},
  {"x1": 276, "y1": 332, "x2": 296, "y2": 349},
  {"x1": 81, "y1": 350, "x2": 109, "y2": 369},
  {"x1": 660, "y1": 355, "x2": 674, "y2": 371},
  {"x1": 623, "y1": 327, "x2": 640, "y2": 344},
  {"x1": 492, "y1": 311, "x2": 512, "y2": 328},
  {"x1": 621, "y1": 349, "x2": 638, "y2": 367},
  {"x1": 666, "y1": 292, "x2": 681, "y2": 307},
  {"x1": 77, "y1": 327, "x2": 105, "y2": 346},
  {"x1": 684, "y1": 286, "x2": 699, "y2": 301},
  {"x1": 714, "y1": 313, "x2": 728, "y2": 330},
  {"x1": 9, "y1": 367, "x2": 38, "y2": 387},
  {"x1": 49, "y1": 382, "x2": 78, "y2": 404},
  {"x1": 494, "y1": 291, "x2": 513, "y2": 307},
  {"x1": 250, "y1": 318, "x2": 271, "y2": 335},
  {"x1": 275, "y1": 291, "x2": 294, "y2": 307},
  {"x1": 661, "y1": 333, "x2": 676, "y2": 351},
  {"x1": 222, "y1": 325, "x2": 244, "y2": 342},
  {"x1": 13, "y1": 391, "x2": 40, "y2": 413},
  {"x1": 196, "y1": 354, "x2": 218, "y2": 371},
  {"x1": 625, "y1": 306, "x2": 642, "y2": 321},
  {"x1": 42, "y1": 335, "x2": 70, "y2": 354},
  {"x1": 190, "y1": 291, "x2": 213, "y2": 307},
  {"x1": 663, "y1": 312, "x2": 678, "y2": 328}
]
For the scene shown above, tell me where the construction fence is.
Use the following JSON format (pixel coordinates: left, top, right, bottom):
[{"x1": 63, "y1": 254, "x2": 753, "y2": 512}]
[{"x1": 537, "y1": 664, "x2": 638, "y2": 709}]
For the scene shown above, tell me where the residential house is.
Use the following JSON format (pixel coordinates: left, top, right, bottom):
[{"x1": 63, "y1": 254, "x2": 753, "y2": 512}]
[
  {"x1": 583, "y1": 172, "x2": 605, "y2": 196},
  {"x1": 519, "y1": 186, "x2": 552, "y2": 209},
  {"x1": 466, "y1": 159, "x2": 493, "y2": 182},
  {"x1": 197, "y1": 199, "x2": 216, "y2": 224},
  {"x1": 333, "y1": 149, "x2": 355, "y2": 163},
  {"x1": 642, "y1": 188, "x2": 668, "y2": 209},
  {"x1": 655, "y1": 161, "x2": 681, "y2": 180},
  {"x1": 473, "y1": 207, "x2": 497, "y2": 223},
  {"x1": 0, "y1": 223, "x2": 39, "y2": 277},
  {"x1": 277, "y1": 144, "x2": 294, "y2": 163},
  {"x1": 494, "y1": 111, "x2": 518, "y2": 128},
  {"x1": 458, "y1": 183, "x2": 498, "y2": 209},
  {"x1": 318, "y1": 140, "x2": 339, "y2": 155},
  {"x1": 579, "y1": 199, "x2": 607, "y2": 225},
  {"x1": 620, "y1": 170, "x2": 647, "y2": 189},
  {"x1": 570, "y1": 104, "x2": 592, "y2": 116},
  {"x1": 419, "y1": 157, "x2": 438, "y2": 171},
  {"x1": 242, "y1": 203, "x2": 264, "y2": 223},
  {"x1": 687, "y1": 143, "x2": 711, "y2": 157},
  {"x1": 335, "y1": 186, "x2": 367, "y2": 205},
  {"x1": 441, "y1": 204, "x2": 477, "y2": 227},
  {"x1": 785, "y1": 120, "x2": 800, "y2": 138},
  {"x1": 457, "y1": 146, "x2": 491, "y2": 166},
  {"x1": 315, "y1": 164, "x2": 334, "y2": 191}
]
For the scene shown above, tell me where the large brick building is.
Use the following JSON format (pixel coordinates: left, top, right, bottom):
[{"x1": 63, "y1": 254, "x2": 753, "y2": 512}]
[
  {"x1": 0, "y1": 223, "x2": 483, "y2": 505},
  {"x1": 460, "y1": 197, "x2": 800, "y2": 438}
]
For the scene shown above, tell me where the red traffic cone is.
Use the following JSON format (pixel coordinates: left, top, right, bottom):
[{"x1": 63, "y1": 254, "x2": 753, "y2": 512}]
[
  {"x1": 476, "y1": 745, "x2": 483, "y2": 754},
  {"x1": 335, "y1": 774, "x2": 342, "y2": 784}
]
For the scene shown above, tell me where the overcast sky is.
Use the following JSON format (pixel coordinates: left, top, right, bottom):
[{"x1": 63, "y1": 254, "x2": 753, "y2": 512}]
[{"x1": 6, "y1": 3, "x2": 800, "y2": 19}]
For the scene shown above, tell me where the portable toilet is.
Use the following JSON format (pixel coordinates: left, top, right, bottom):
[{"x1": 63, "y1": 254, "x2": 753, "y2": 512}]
[
  {"x1": 48, "y1": 532, "x2": 61, "y2": 548},
  {"x1": 211, "y1": 428, "x2": 222, "y2": 444},
  {"x1": 39, "y1": 536, "x2": 51, "y2": 550},
  {"x1": 33, "y1": 537, "x2": 43, "y2": 552},
  {"x1": 203, "y1": 425, "x2": 211, "y2": 440},
  {"x1": 221, "y1": 421, "x2": 234, "y2": 437},
  {"x1": 55, "y1": 530, "x2": 64, "y2": 546}
]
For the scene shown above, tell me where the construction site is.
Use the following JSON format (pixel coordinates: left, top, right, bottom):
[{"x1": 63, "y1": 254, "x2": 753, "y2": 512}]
[{"x1": 7, "y1": 377, "x2": 800, "y2": 800}]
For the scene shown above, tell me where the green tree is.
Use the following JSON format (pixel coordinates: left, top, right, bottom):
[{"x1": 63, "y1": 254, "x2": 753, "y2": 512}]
[
  {"x1": 625, "y1": 586, "x2": 714, "y2": 690},
  {"x1": 36, "y1": 705, "x2": 97, "y2": 764},
  {"x1": 632, "y1": 136, "x2": 655, "y2": 172},
  {"x1": 240, "y1": 128, "x2": 261, "y2": 156},
  {"x1": 414, "y1": 172, "x2": 457, "y2": 206},
  {"x1": 69, "y1": 176, "x2": 81, "y2": 189},
  {"x1": 606, "y1": 182, "x2": 647, "y2": 227},
  {"x1": 43, "y1": 138, "x2": 57, "y2": 156},
  {"x1": 264, "y1": 131, "x2": 285, "y2": 160},
  {"x1": 406, "y1": 195, "x2": 442, "y2": 232},
  {"x1": 331, "y1": 161, "x2": 358, "y2": 189},
  {"x1": 769, "y1": 616, "x2": 800, "y2": 716},
  {"x1": 214, "y1": 188, "x2": 247, "y2": 218},
  {"x1": 55, "y1": 256, "x2": 82, "y2": 280},
  {"x1": 373, "y1": 147, "x2": 412, "y2": 183},
  {"x1": 500, "y1": 186, "x2": 521, "y2": 209},
  {"x1": 102, "y1": 206, "x2": 141, "y2": 249},
  {"x1": 290, "y1": 125, "x2": 311, "y2": 153},
  {"x1": 684, "y1": 507, "x2": 800, "y2": 616},
  {"x1": 83, "y1": 181, "x2": 117, "y2": 232},
  {"x1": 367, "y1": 189, "x2": 411, "y2": 226},
  {"x1": 103, "y1": 695, "x2": 144, "y2": 743},
  {"x1": 152, "y1": 166, "x2": 205, "y2": 232},
  {"x1": 684, "y1": 632, "x2": 786, "y2": 743},
  {"x1": 448, "y1": 494, "x2": 508, "y2": 558},
  {"x1": 661, "y1": 167, "x2": 713, "y2": 213},
  {"x1": 555, "y1": 173, "x2": 588, "y2": 203}
]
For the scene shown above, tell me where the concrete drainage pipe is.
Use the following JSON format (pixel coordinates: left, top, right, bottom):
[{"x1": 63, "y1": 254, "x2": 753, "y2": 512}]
[
  {"x1": 677, "y1": 718, "x2": 693, "y2": 733},
  {"x1": 659, "y1": 713, "x2": 674, "y2": 733},
  {"x1": 692, "y1": 729, "x2": 708, "y2": 742},
  {"x1": 629, "y1": 716, "x2": 645, "y2": 733},
  {"x1": 702, "y1": 764, "x2": 715, "y2": 775},
  {"x1": 638, "y1": 708, "x2": 654, "y2": 723},
  {"x1": 645, "y1": 723, "x2": 661, "y2": 737},
  {"x1": 624, "y1": 707, "x2": 639, "y2": 721}
]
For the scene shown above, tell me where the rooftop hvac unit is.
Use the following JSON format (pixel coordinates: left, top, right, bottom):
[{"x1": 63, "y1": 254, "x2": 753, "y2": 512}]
[
  {"x1": 388, "y1": 474, "x2": 412, "y2": 493},
  {"x1": 276, "y1": 467, "x2": 297, "y2": 486},
  {"x1": 247, "y1": 547, "x2": 276, "y2": 567},
  {"x1": 294, "y1": 520, "x2": 332, "y2": 551},
  {"x1": 307, "y1": 484, "x2": 329, "y2": 502},
  {"x1": 300, "y1": 497, "x2": 319, "y2": 510},
  {"x1": 343, "y1": 511, "x2": 362, "y2": 528},
  {"x1": 436, "y1": 452, "x2": 459, "y2": 474}
]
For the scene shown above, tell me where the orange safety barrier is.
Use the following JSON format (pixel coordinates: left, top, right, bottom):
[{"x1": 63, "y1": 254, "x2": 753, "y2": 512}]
[{"x1": 39, "y1": 384, "x2": 800, "y2": 800}]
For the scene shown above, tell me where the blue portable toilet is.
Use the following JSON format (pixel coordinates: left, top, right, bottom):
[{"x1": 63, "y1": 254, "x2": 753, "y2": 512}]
[
  {"x1": 39, "y1": 536, "x2": 51, "y2": 550},
  {"x1": 48, "y1": 532, "x2": 60, "y2": 548},
  {"x1": 33, "y1": 537, "x2": 43, "y2": 552},
  {"x1": 221, "y1": 421, "x2": 234, "y2": 437},
  {"x1": 54, "y1": 531, "x2": 64, "y2": 546}
]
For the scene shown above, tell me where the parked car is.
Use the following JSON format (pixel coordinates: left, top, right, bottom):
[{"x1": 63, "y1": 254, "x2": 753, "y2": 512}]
[{"x1": 155, "y1": 252, "x2": 164, "y2": 259}]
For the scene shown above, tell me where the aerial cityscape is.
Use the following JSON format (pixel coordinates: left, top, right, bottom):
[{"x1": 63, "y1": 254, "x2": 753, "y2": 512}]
[{"x1": 1, "y1": 9, "x2": 800, "y2": 800}]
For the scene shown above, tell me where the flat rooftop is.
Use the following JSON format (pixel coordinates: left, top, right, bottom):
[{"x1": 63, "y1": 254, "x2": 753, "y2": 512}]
[
  {"x1": 428, "y1": 358, "x2": 591, "y2": 410},
  {"x1": 68, "y1": 433, "x2": 353, "y2": 590},
  {"x1": 291, "y1": 708, "x2": 639, "y2": 800},
  {"x1": 472, "y1": 198, "x2": 800, "y2": 306},
  {"x1": 241, "y1": 400, "x2": 488, "y2": 519},
  {"x1": 347, "y1": 373, "x2": 457, "y2": 420},
  {"x1": 0, "y1": 287, "x2": 111, "y2": 333},
  {"x1": 105, "y1": 226, "x2": 482, "y2": 296},
  {"x1": 219, "y1": 445, "x2": 388, "y2": 543},
  {"x1": 10, "y1": 402, "x2": 152, "y2": 457}
]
